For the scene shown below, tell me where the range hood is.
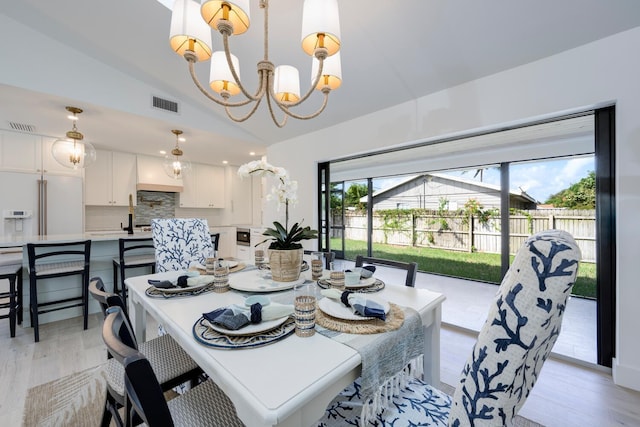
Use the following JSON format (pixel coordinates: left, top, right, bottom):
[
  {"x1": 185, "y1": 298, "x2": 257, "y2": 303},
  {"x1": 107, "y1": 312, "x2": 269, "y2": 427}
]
[{"x1": 136, "y1": 154, "x2": 183, "y2": 192}]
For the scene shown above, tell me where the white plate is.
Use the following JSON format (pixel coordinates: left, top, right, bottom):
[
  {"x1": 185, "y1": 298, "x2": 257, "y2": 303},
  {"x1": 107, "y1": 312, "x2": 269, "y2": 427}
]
[
  {"x1": 318, "y1": 296, "x2": 390, "y2": 321},
  {"x1": 204, "y1": 316, "x2": 289, "y2": 336},
  {"x1": 345, "y1": 276, "x2": 377, "y2": 289},
  {"x1": 223, "y1": 260, "x2": 239, "y2": 269},
  {"x1": 229, "y1": 276, "x2": 306, "y2": 293}
]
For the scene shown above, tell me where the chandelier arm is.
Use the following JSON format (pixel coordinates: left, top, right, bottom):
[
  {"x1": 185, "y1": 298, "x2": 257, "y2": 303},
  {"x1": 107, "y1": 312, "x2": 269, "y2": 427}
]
[
  {"x1": 265, "y1": 89, "x2": 289, "y2": 128},
  {"x1": 223, "y1": 73, "x2": 269, "y2": 122},
  {"x1": 188, "y1": 60, "x2": 255, "y2": 107},
  {"x1": 224, "y1": 97, "x2": 264, "y2": 122},
  {"x1": 277, "y1": 89, "x2": 331, "y2": 120},
  {"x1": 222, "y1": 34, "x2": 266, "y2": 101}
]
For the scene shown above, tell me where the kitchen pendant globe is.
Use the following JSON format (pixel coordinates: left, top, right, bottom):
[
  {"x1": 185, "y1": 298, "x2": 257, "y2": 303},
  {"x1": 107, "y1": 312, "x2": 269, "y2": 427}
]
[
  {"x1": 163, "y1": 129, "x2": 192, "y2": 179},
  {"x1": 51, "y1": 106, "x2": 96, "y2": 169}
]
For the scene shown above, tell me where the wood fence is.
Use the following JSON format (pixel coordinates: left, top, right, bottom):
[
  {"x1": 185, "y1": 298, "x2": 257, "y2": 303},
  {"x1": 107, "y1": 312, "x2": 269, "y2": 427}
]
[{"x1": 333, "y1": 209, "x2": 596, "y2": 262}]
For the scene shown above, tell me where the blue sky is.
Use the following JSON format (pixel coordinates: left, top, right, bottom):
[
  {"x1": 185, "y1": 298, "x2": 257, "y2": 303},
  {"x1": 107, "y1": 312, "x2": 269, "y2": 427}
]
[{"x1": 362, "y1": 156, "x2": 595, "y2": 204}]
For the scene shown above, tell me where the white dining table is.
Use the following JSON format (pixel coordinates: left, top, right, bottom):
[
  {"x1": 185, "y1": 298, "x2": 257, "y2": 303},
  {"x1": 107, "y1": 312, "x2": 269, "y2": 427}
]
[{"x1": 125, "y1": 266, "x2": 445, "y2": 427}]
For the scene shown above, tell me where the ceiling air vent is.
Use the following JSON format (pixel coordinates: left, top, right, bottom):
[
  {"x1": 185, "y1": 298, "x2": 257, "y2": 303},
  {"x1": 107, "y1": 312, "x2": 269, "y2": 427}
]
[
  {"x1": 8, "y1": 122, "x2": 37, "y2": 133},
  {"x1": 152, "y1": 96, "x2": 179, "y2": 113}
]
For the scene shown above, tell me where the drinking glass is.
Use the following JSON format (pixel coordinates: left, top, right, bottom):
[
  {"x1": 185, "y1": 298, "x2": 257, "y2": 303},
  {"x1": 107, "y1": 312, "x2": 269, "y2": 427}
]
[
  {"x1": 293, "y1": 282, "x2": 316, "y2": 337},
  {"x1": 212, "y1": 261, "x2": 229, "y2": 293},
  {"x1": 310, "y1": 251, "x2": 324, "y2": 280},
  {"x1": 254, "y1": 249, "x2": 265, "y2": 267},
  {"x1": 329, "y1": 261, "x2": 345, "y2": 291}
]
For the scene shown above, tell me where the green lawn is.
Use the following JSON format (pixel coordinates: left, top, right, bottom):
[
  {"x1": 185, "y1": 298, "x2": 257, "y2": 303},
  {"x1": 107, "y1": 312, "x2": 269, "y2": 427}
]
[{"x1": 332, "y1": 238, "x2": 596, "y2": 299}]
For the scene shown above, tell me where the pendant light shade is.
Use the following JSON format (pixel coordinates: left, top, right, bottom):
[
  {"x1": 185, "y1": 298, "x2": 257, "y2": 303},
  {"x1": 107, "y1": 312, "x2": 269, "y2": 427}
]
[
  {"x1": 51, "y1": 106, "x2": 96, "y2": 170},
  {"x1": 200, "y1": 0, "x2": 251, "y2": 35},
  {"x1": 301, "y1": 0, "x2": 341, "y2": 57},
  {"x1": 209, "y1": 51, "x2": 241, "y2": 95},
  {"x1": 274, "y1": 65, "x2": 300, "y2": 103},
  {"x1": 312, "y1": 51, "x2": 342, "y2": 91},
  {"x1": 170, "y1": 0, "x2": 213, "y2": 61}
]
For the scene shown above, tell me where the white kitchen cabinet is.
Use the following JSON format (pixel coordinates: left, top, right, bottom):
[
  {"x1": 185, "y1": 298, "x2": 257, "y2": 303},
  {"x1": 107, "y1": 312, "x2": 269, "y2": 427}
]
[
  {"x1": 85, "y1": 150, "x2": 137, "y2": 206},
  {"x1": 227, "y1": 165, "x2": 254, "y2": 225},
  {"x1": 236, "y1": 244, "x2": 251, "y2": 261},
  {"x1": 0, "y1": 130, "x2": 81, "y2": 176},
  {"x1": 179, "y1": 163, "x2": 225, "y2": 208}
]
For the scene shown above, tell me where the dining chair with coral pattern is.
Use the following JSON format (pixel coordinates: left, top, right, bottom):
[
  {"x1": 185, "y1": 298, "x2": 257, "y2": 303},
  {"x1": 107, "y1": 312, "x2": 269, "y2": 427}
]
[{"x1": 318, "y1": 229, "x2": 581, "y2": 427}]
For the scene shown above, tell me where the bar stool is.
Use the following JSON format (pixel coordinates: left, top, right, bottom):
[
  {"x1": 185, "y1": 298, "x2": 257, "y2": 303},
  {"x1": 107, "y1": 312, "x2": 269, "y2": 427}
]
[
  {"x1": 0, "y1": 248, "x2": 23, "y2": 338},
  {"x1": 210, "y1": 233, "x2": 220, "y2": 253},
  {"x1": 27, "y1": 240, "x2": 91, "y2": 342},
  {"x1": 112, "y1": 237, "x2": 156, "y2": 310}
]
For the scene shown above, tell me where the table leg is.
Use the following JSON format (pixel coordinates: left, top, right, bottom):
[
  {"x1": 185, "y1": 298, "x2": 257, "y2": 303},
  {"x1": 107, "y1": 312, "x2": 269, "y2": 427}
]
[
  {"x1": 127, "y1": 288, "x2": 147, "y2": 342},
  {"x1": 423, "y1": 304, "x2": 441, "y2": 385}
]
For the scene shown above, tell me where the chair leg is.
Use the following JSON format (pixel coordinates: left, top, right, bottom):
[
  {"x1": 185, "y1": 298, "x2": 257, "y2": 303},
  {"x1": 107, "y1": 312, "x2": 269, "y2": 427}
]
[
  {"x1": 9, "y1": 275, "x2": 16, "y2": 338},
  {"x1": 29, "y1": 275, "x2": 39, "y2": 342},
  {"x1": 99, "y1": 394, "x2": 112, "y2": 427},
  {"x1": 83, "y1": 273, "x2": 89, "y2": 330},
  {"x1": 112, "y1": 260, "x2": 120, "y2": 295},
  {"x1": 120, "y1": 266, "x2": 128, "y2": 315},
  {"x1": 16, "y1": 268, "x2": 23, "y2": 325}
]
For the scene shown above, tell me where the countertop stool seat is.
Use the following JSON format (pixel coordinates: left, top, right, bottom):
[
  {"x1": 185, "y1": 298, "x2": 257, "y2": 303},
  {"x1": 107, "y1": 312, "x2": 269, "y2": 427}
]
[
  {"x1": 0, "y1": 249, "x2": 24, "y2": 338},
  {"x1": 112, "y1": 238, "x2": 156, "y2": 311},
  {"x1": 27, "y1": 240, "x2": 91, "y2": 342}
]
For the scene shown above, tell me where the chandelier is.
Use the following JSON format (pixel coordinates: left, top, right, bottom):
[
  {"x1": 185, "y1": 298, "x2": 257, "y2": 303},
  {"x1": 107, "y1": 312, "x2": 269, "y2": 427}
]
[
  {"x1": 169, "y1": 0, "x2": 342, "y2": 127},
  {"x1": 163, "y1": 129, "x2": 192, "y2": 179},
  {"x1": 51, "y1": 106, "x2": 96, "y2": 169}
]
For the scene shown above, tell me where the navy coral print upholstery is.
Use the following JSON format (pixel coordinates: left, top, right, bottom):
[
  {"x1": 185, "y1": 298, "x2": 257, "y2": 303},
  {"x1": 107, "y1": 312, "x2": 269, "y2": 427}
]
[
  {"x1": 151, "y1": 218, "x2": 213, "y2": 272},
  {"x1": 317, "y1": 229, "x2": 581, "y2": 427}
]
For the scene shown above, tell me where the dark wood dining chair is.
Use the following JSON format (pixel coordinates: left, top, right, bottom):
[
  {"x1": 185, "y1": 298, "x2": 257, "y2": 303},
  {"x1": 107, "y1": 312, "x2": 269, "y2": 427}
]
[
  {"x1": 112, "y1": 237, "x2": 156, "y2": 311},
  {"x1": 102, "y1": 305, "x2": 244, "y2": 427},
  {"x1": 0, "y1": 248, "x2": 23, "y2": 338},
  {"x1": 303, "y1": 249, "x2": 335, "y2": 270},
  {"x1": 211, "y1": 233, "x2": 221, "y2": 253},
  {"x1": 27, "y1": 240, "x2": 91, "y2": 342},
  {"x1": 354, "y1": 255, "x2": 418, "y2": 287},
  {"x1": 89, "y1": 277, "x2": 203, "y2": 427}
]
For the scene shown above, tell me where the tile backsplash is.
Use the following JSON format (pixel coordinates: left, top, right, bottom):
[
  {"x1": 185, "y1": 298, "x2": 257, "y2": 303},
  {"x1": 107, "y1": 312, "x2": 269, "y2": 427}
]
[
  {"x1": 135, "y1": 191, "x2": 175, "y2": 225},
  {"x1": 85, "y1": 190, "x2": 228, "y2": 231}
]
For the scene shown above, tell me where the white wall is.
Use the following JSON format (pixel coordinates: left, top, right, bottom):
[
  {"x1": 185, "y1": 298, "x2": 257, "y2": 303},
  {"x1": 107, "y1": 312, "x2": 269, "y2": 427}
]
[{"x1": 267, "y1": 27, "x2": 640, "y2": 391}]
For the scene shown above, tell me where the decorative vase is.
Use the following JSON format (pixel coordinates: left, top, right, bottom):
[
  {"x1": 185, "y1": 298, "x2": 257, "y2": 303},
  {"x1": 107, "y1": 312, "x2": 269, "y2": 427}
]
[{"x1": 269, "y1": 248, "x2": 303, "y2": 282}]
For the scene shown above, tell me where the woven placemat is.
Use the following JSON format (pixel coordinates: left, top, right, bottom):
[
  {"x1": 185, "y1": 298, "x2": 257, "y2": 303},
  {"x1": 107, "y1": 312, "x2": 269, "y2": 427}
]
[
  {"x1": 316, "y1": 302, "x2": 404, "y2": 334},
  {"x1": 317, "y1": 278, "x2": 385, "y2": 294}
]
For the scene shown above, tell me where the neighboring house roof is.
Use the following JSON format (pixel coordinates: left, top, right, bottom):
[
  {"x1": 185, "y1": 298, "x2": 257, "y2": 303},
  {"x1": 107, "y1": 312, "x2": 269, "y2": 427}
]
[{"x1": 360, "y1": 172, "x2": 538, "y2": 204}]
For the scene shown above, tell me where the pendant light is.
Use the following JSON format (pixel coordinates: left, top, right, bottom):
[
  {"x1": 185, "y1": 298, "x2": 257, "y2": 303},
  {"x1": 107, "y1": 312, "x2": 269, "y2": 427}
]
[
  {"x1": 51, "y1": 106, "x2": 96, "y2": 169},
  {"x1": 163, "y1": 129, "x2": 192, "y2": 179}
]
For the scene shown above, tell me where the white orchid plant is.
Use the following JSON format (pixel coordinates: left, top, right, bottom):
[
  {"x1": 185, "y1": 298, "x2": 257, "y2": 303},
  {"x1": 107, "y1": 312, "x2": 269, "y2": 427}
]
[{"x1": 238, "y1": 160, "x2": 317, "y2": 250}]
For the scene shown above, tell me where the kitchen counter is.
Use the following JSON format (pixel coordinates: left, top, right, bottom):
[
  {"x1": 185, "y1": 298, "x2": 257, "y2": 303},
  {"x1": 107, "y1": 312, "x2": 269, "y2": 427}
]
[{"x1": 0, "y1": 231, "x2": 153, "y2": 247}]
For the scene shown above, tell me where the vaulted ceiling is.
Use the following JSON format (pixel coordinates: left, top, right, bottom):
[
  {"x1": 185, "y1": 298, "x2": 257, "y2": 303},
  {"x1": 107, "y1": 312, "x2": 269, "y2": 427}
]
[{"x1": 0, "y1": 0, "x2": 639, "y2": 166}]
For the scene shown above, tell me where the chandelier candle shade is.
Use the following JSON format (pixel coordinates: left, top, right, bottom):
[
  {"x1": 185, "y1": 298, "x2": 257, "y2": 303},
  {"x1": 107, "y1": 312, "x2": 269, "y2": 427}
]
[
  {"x1": 169, "y1": 0, "x2": 342, "y2": 127},
  {"x1": 51, "y1": 106, "x2": 96, "y2": 169}
]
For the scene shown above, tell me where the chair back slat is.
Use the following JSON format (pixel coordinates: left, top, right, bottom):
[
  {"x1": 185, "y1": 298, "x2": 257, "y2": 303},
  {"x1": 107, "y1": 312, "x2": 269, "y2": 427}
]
[{"x1": 355, "y1": 255, "x2": 418, "y2": 287}]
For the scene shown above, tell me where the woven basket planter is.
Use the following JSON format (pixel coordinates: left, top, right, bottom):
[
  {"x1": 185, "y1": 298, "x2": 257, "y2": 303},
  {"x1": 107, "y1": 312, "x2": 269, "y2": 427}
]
[{"x1": 268, "y1": 248, "x2": 303, "y2": 282}]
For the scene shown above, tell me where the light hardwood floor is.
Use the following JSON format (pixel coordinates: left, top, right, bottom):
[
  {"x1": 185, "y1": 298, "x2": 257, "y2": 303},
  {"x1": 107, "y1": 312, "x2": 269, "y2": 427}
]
[{"x1": 1, "y1": 313, "x2": 639, "y2": 427}]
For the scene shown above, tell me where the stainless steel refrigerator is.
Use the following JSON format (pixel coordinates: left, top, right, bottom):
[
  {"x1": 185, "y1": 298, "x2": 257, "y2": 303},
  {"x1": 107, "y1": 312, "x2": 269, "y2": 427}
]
[{"x1": 0, "y1": 171, "x2": 84, "y2": 238}]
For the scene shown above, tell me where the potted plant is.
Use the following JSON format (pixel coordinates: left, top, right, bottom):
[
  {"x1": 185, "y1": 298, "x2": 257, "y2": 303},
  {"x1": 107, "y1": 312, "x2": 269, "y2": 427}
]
[{"x1": 238, "y1": 160, "x2": 318, "y2": 281}]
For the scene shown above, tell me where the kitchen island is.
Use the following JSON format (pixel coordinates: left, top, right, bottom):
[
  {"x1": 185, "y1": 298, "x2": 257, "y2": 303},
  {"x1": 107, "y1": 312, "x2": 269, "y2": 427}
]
[
  {"x1": 1, "y1": 225, "x2": 239, "y2": 331},
  {"x1": 1, "y1": 231, "x2": 153, "y2": 329}
]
